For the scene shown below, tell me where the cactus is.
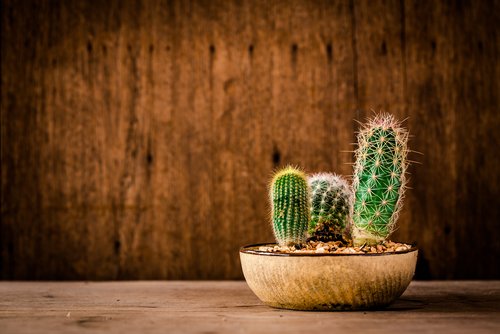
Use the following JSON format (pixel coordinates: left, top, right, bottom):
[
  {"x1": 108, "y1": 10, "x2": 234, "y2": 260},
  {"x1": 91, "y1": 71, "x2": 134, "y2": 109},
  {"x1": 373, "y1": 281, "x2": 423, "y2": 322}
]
[
  {"x1": 352, "y1": 114, "x2": 409, "y2": 246},
  {"x1": 308, "y1": 173, "x2": 352, "y2": 241},
  {"x1": 270, "y1": 166, "x2": 310, "y2": 246}
]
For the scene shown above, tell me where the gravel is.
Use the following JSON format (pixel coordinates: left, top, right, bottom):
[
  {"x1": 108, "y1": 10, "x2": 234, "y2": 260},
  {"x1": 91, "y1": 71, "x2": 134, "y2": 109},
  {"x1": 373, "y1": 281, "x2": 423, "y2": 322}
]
[{"x1": 257, "y1": 240, "x2": 413, "y2": 254}]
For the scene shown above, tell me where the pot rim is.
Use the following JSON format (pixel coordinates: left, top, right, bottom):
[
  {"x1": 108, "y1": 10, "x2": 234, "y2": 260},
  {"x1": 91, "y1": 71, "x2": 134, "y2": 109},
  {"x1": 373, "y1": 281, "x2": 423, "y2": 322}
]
[{"x1": 240, "y1": 242, "x2": 418, "y2": 257}]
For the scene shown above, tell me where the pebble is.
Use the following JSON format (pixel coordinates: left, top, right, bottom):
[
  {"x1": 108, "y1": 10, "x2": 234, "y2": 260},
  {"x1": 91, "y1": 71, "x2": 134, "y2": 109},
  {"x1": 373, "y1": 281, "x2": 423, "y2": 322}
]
[{"x1": 254, "y1": 240, "x2": 412, "y2": 255}]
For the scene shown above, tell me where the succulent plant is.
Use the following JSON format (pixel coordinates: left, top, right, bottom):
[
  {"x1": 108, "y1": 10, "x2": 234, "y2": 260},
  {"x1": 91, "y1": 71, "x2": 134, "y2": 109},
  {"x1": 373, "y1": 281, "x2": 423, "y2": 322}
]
[
  {"x1": 351, "y1": 114, "x2": 409, "y2": 246},
  {"x1": 270, "y1": 166, "x2": 310, "y2": 246},
  {"x1": 308, "y1": 173, "x2": 352, "y2": 241}
]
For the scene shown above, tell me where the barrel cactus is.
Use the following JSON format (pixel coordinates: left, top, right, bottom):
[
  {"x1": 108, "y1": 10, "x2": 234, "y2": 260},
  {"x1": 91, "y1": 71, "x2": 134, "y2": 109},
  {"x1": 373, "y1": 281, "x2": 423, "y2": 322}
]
[
  {"x1": 270, "y1": 166, "x2": 310, "y2": 246},
  {"x1": 352, "y1": 114, "x2": 409, "y2": 246},
  {"x1": 309, "y1": 173, "x2": 352, "y2": 241}
]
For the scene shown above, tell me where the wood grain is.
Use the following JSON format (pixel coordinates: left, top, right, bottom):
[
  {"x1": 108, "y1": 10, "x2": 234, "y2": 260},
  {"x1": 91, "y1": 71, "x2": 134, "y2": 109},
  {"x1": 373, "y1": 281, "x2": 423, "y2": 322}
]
[
  {"x1": 401, "y1": 0, "x2": 500, "y2": 279},
  {"x1": 1, "y1": 0, "x2": 499, "y2": 279},
  {"x1": 0, "y1": 281, "x2": 499, "y2": 334}
]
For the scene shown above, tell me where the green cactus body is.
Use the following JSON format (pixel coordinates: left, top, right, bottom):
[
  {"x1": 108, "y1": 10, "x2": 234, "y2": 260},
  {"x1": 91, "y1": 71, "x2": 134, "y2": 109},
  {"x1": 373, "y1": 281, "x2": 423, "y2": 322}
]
[
  {"x1": 309, "y1": 173, "x2": 352, "y2": 241},
  {"x1": 352, "y1": 114, "x2": 409, "y2": 246},
  {"x1": 270, "y1": 166, "x2": 310, "y2": 246}
]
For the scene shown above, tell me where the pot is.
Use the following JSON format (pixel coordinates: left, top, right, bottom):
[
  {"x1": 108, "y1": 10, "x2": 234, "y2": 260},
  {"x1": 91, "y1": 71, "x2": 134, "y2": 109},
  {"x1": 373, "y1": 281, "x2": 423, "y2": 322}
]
[{"x1": 240, "y1": 243, "x2": 418, "y2": 311}]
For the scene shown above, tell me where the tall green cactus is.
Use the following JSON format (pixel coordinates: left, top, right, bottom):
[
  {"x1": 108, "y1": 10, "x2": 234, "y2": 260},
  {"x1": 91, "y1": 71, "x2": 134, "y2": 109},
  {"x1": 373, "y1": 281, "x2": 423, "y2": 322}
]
[
  {"x1": 352, "y1": 114, "x2": 409, "y2": 246},
  {"x1": 309, "y1": 173, "x2": 352, "y2": 241},
  {"x1": 270, "y1": 166, "x2": 310, "y2": 246}
]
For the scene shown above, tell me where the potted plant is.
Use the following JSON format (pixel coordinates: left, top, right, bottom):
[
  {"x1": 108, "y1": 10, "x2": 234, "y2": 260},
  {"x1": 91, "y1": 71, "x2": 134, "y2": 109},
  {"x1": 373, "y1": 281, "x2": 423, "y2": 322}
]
[{"x1": 240, "y1": 113, "x2": 418, "y2": 310}]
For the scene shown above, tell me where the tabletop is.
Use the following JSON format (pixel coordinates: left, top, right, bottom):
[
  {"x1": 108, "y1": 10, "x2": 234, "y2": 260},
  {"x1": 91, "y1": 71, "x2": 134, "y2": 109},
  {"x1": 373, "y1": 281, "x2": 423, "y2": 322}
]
[{"x1": 1, "y1": 281, "x2": 499, "y2": 333}]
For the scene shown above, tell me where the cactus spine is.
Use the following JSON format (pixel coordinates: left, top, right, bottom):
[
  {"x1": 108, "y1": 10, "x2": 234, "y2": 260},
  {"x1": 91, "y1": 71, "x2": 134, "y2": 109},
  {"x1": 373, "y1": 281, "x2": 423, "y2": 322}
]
[
  {"x1": 309, "y1": 173, "x2": 352, "y2": 241},
  {"x1": 352, "y1": 114, "x2": 409, "y2": 246},
  {"x1": 270, "y1": 166, "x2": 310, "y2": 246}
]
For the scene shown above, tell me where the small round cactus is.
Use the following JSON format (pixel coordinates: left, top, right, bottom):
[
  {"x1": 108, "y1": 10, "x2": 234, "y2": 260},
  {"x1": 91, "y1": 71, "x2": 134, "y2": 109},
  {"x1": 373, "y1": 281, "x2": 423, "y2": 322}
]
[
  {"x1": 352, "y1": 113, "x2": 409, "y2": 246},
  {"x1": 270, "y1": 166, "x2": 310, "y2": 246},
  {"x1": 309, "y1": 173, "x2": 352, "y2": 241}
]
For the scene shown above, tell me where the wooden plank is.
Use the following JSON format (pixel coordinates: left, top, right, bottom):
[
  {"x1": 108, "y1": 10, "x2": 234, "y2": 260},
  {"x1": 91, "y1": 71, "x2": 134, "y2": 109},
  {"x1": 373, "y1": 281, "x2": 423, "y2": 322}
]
[
  {"x1": 0, "y1": 0, "x2": 356, "y2": 280},
  {"x1": 353, "y1": 0, "x2": 500, "y2": 279},
  {"x1": 268, "y1": 0, "x2": 355, "y2": 176},
  {"x1": 403, "y1": 0, "x2": 500, "y2": 279},
  {"x1": 350, "y1": 0, "x2": 412, "y2": 243},
  {"x1": 403, "y1": 0, "x2": 460, "y2": 279},
  {"x1": 0, "y1": 281, "x2": 499, "y2": 333},
  {"x1": 1, "y1": 0, "x2": 499, "y2": 280}
]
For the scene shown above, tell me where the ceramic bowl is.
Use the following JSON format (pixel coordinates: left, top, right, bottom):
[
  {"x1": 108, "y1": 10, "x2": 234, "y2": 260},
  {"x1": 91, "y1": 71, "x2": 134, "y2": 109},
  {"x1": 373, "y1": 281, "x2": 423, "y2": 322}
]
[{"x1": 240, "y1": 243, "x2": 418, "y2": 311}]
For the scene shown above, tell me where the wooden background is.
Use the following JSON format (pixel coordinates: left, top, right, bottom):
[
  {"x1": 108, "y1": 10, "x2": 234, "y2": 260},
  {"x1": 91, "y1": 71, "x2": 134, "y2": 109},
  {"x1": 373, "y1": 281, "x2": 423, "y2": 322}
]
[{"x1": 1, "y1": 0, "x2": 499, "y2": 280}]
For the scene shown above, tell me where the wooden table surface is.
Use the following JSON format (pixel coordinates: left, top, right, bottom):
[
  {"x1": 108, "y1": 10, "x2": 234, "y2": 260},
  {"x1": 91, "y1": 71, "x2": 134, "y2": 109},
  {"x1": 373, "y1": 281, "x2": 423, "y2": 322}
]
[{"x1": 1, "y1": 281, "x2": 499, "y2": 333}]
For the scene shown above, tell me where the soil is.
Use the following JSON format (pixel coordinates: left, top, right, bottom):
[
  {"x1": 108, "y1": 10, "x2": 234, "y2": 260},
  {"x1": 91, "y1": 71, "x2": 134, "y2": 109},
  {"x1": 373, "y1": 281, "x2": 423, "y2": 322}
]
[{"x1": 257, "y1": 240, "x2": 413, "y2": 254}]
